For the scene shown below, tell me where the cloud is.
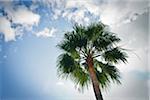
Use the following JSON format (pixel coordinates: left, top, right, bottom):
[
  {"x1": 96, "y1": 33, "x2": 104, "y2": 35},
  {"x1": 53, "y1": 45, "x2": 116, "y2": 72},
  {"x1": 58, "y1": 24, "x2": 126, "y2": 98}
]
[
  {"x1": 0, "y1": 4, "x2": 40, "y2": 41},
  {"x1": 62, "y1": 9, "x2": 90, "y2": 25},
  {"x1": 62, "y1": 0, "x2": 99, "y2": 25},
  {"x1": 0, "y1": 17, "x2": 15, "y2": 41},
  {"x1": 4, "y1": 5, "x2": 40, "y2": 31},
  {"x1": 36, "y1": 27, "x2": 57, "y2": 38},
  {"x1": 10, "y1": 6, "x2": 40, "y2": 26},
  {"x1": 65, "y1": 0, "x2": 100, "y2": 16},
  {"x1": 122, "y1": 7, "x2": 149, "y2": 24},
  {"x1": 37, "y1": 0, "x2": 148, "y2": 27},
  {"x1": 97, "y1": 0, "x2": 149, "y2": 27},
  {"x1": 35, "y1": 0, "x2": 98, "y2": 25},
  {"x1": 52, "y1": 9, "x2": 62, "y2": 20},
  {"x1": 1, "y1": 0, "x2": 148, "y2": 42}
]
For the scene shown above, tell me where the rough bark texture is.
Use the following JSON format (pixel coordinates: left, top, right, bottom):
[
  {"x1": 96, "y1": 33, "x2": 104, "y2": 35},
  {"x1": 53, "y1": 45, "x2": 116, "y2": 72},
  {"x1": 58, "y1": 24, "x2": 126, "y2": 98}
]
[{"x1": 87, "y1": 54, "x2": 103, "y2": 100}]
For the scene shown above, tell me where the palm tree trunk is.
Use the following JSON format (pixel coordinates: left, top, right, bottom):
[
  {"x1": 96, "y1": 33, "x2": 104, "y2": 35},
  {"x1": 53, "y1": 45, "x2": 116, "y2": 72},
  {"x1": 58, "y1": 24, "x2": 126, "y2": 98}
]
[{"x1": 87, "y1": 55, "x2": 103, "y2": 100}]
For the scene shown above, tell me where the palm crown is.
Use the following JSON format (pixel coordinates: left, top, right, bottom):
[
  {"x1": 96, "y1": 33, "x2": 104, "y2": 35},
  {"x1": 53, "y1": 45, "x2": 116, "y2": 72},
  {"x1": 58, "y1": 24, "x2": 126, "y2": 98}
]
[{"x1": 57, "y1": 22, "x2": 127, "y2": 100}]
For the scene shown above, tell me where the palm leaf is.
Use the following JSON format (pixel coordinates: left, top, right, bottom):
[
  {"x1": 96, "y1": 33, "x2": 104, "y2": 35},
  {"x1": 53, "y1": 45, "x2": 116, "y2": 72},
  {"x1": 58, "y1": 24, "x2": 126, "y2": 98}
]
[
  {"x1": 94, "y1": 60, "x2": 121, "y2": 89},
  {"x1": 57, "y1": 53, "x2": 78, "y2": 74},
  {"x1": 57, "y1": 31, "x2": 87, "y2": 53},
  {"x1": 93, "y1": 31, "x2": 121, "y2": 51},
  {"x1": 57, "y1": 53, "x2": 90, "y2": 90},
  {"x1": 71, "y1": 67, "x2": 90, "y2": 91},
  {"x1": 102, "y1": 47, "x2": 128, "y2": 63},
  {"x1": 84, "y1": 22, "x2": 105, "y2": 41}
]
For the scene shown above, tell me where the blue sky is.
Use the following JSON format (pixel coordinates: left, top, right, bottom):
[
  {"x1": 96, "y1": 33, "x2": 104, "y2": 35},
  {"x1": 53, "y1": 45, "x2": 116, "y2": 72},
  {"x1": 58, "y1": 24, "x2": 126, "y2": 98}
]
[{"x1": 0, "y1": 0, "x2": 149, "y2": 100}]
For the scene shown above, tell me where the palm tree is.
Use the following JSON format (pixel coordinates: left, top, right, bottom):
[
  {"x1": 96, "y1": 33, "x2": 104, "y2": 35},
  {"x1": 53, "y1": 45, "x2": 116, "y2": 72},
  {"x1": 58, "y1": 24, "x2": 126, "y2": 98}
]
[{"x1": 57, "y1": 22, "x2": 127, "y2": 100}]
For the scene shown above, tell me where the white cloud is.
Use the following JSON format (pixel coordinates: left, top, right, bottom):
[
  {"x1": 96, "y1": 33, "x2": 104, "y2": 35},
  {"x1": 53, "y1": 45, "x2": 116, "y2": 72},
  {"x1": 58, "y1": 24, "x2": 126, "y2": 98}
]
[
  {"x1": 53, "y1": 9, "x2": 62, "y2": 20},
  {"x1": 5, "y1": 5, "x2": 40, "y2": 30},
  {"x1": 122, "y1": 7, "x2": 149, "y2": 24},
  {"x1": 46, "y1": 0, "x2": 149, "y2": 26},
  {"x1": 1, "y1": 0, "x2": 148, "y2": 42},
  {"x1": 98, "y1": 0, "x2": 149, "y2": 26},
  {"x1": 0, "y1": 17, "x2": 15, "y2": 41},
  {"x1": 62, "y1": 8, "x2": 90, "y2": 25},
  {"x1": 36, "y1": 27, "x2": 57, "y2": 38},
  {"x1": 31, "y1": 0, "x2": 148, "y2": 27},
  {"x1": 0, "y1": 5, "x2": 40, "y2": 41},
  {"x1": 11, "y1": 6, "x2": 40, "y2": 26},
  {"x1": 65, "y1": 0, "x2": 100, "y2": 16},
  {"x1": 62, "y1": 0, "x2": 98, "y2": 25}
]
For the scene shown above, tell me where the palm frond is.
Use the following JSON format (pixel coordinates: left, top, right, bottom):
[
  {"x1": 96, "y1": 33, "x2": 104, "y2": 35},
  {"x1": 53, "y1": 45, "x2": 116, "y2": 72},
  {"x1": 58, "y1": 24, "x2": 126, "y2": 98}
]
[
  {"x1": 73, "y1": 23, "x2": 86, "y2": 35},
  {"x1": 93, "y1": 31, "x2": 121, "y2": 51},
  {"x1": 71, "y1": 67, "x2": 90, "y2": 91},
  {"x1": 95, "y1": 68, "x2": 110, "y2": 89},
  {"x1": 57, "y1": 53, "x2": 90, "y2": 90},
  {"x1": 84, "y1": 22, "x2": 105, "y2": 41},
  {"x1": 57, "y1": 53, "x2": 78, "y2": 74},
  {"x1": 57, "y1": 31, "x2": 87, "y2": 53},
  {"x1": 102, "y1": 47, "x2": 128, "y2": 63},
  {"x1": 94, "y1": 60, "x2": 121, "y2": 89}
]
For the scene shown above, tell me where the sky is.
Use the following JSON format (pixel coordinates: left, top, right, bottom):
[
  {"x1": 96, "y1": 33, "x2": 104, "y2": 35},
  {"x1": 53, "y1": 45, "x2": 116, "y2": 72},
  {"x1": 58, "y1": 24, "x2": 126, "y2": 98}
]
[{"x1": 0, "y1": 0, "x2": 149, "y2": 100}]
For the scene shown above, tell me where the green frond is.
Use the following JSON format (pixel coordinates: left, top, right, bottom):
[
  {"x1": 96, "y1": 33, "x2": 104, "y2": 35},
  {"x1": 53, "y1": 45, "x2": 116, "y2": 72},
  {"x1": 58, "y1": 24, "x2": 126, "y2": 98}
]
[
  {"x1": 71, "y1": 67, "x2": 90, "y2": 91},
  {"x1": 96, "y1": 69, "x2": 110, "y2": 89},
  {"x1": 73, "y1": 23, "x2": 86, "y2": 35},
  {"x1": 57, "y1": 53, "x2": 78, "y2": 74},
  {"x1": 94, "y1": 60, "x2": 121, "y2": 89},
  {"x1": 93, "y1": 31, "x2": 121, "y2": 51},
  {"x1": 84, "y1": 22, "x2": 105, "y2": 41},
  {"x1": 57, "y1": 31, "x2": 87, "y2": 53},
  {"x1": 57, "y1": 53, "x2": 90, "y2": 90},
  {"x1": 101, "y1": 64, "x2": 121, "y2": 84},
  {"x1": 102, "y1": 47, "x2": 128, "y2": 63},
  {"x1": 70, "y1": 50, "x2": 80, "y2": 59}
]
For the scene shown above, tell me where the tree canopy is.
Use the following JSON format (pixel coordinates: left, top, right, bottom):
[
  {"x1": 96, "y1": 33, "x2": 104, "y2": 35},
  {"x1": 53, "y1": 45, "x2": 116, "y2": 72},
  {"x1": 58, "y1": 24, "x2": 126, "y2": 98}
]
[{"x1": 57, "y1": 22, "x2": 128, "y2": 91}]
